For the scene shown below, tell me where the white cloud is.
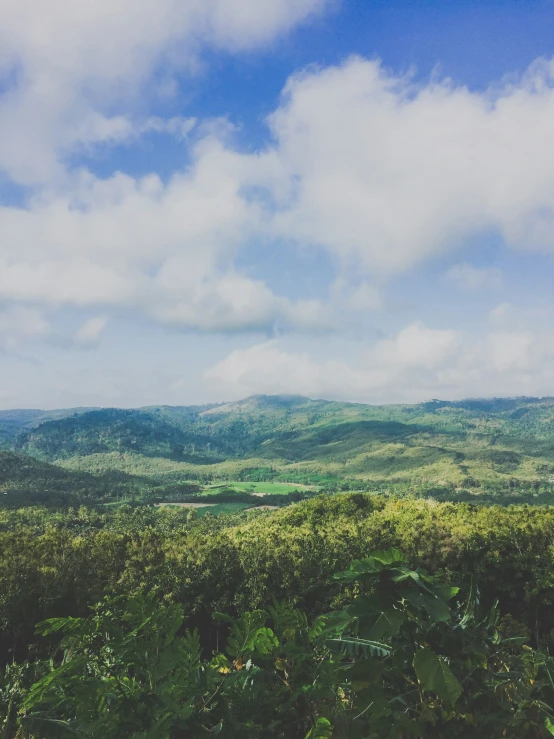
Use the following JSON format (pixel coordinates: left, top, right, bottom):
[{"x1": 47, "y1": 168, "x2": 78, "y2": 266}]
[
  {"x1": 0, "y1": 139, "x2": 331, "y2": 333},
  {"x1": 73, "y1": 316, "x2": 108, "y2": 347},
  {"x1": 445, "y1": 263, "x2": 503, "y2": 291},
  {"x1": 374, "y1": 323, "x2": 460, "y2": 370},
  {"x1": 136, "y1": 116, "x2": 197, "y2": 140},
  {"x1": 488, "y1": 330, "x2": 535, "y2": 372},
  {"x1": 346, "y1": 282, "x2": 383, "y2": 312},
  {"x1": 0, "y1": 306, "x2": 49, "y2": 351},
  {"x1": 489, "y1": 302, "x2": 514, "y2": 326},
  {"x1": 204, "y1": 341, "x2": 360, "y2": 399},
  {"x1": 5, "y1": 33, "x2": 554, "y2": 364},
  {"x1": 263, "y1": 57, "x2": 554, "y2": 273},
  {"x1": 0, "y1": 0, "x2": 329, "y2": 183},
  {"x1": 205, "y1": 319, "x2": 554, "y2": 403}
]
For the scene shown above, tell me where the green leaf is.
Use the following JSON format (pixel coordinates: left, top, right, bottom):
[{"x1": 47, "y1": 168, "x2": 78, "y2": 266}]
[
  {"x1": 225, "y1": 611, "x2": 278, "y2": 658},
  {"x1": 403, "y1": 591, "x2": 451, "y2": 623},
  {"x1": 413, "y1": 648, "x2": 462, "y2": 706},
  {"x1": 35, "y1": 616, "x2": 83, "y2": 637},
  {"x1": 432, "y1": 585, "x2": 459, "y2": 602},
  {"x1": 334, "y1": 558, "x2": 384, "y2": 582},
  {"x1": 545, "y1": 716, "x2": 554, "y2": 736},
  {"x1": 305, "y1": 717, "x2": 333, "y2": 738},
  {"x1": 327, "y1": 637, "x2": 391, "y2": 658},
  {"x1": 344, "y1": 657, "x2": 385, "y2": 686},
  {"x1": 20, "y1": 716, "x2": 80, "y2": 735},
  {"x1": 349, "y1": 595, "x2": 405, "y2": 640},
  {"x1": 370, "y1": 548, "x2": 407, "y2": 566},
  {"x1": 213, "y1": 611, "x2": 234, "y2": 624},
  {"x1": 334, "y1": 549, "x2": 407, "y2": 582}
]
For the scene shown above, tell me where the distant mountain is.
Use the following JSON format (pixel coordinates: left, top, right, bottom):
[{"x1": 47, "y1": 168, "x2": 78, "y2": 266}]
[
  {"x1": 14, "y1": 407, "x2": 231, "y2": 463},
  {"x1": 6, "y1": 395, "x2": 554, "y2": 491},
  {"x1": 0, "y1": 407, "x2": 98, "y2": 446}
]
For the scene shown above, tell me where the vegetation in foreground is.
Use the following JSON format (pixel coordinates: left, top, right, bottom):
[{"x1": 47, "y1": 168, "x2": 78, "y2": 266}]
[
  {"x1": 3, "y1": 548, "x2": 554, "y2": 738},
  {"x1": 0, "y1": 494, "x2": 554, "y2": 739}
]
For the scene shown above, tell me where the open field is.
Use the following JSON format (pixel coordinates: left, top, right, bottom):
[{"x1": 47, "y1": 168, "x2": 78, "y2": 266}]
[
  {"x1": 155, "y1": 501, "x2": 277, "y2": 516},
  {"x1": 155, "y1": 502, "x2": 216, "y2": 508},
  {"x1": 205, "y1": 481, "x2": 318, "y2": 494}
]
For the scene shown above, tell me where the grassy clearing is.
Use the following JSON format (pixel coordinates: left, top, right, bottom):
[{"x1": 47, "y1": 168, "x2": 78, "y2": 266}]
[
  {"x1": 155, "y1": 502, "x2": 216, "y2": 508},
  {"x1": 206, "y1": 481, "x2": 317, "y2": 494}
]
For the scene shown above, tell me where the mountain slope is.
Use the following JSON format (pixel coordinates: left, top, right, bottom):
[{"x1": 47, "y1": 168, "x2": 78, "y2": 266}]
[
  {"x1": 0, "y1": 408, "x2": 98, "y2": 447},
  {"x1": 0, "y1": 450, "x2": 128, "y2": 505},
  {"x1": 15, "y1": 408, "x2": 233, "y2": 463},
  {"x1": 10, "y1": 395, "x2": 554, "y2": 492}
]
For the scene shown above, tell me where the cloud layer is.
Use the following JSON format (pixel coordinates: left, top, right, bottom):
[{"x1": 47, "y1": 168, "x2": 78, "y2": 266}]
[
  {"x1": 205, "y1": 318, "x2": 554, "y2": 404},
  {"x1": 2, "y1": 6, "x2": 554, "y2": 406},
  {"x1": 266, "y1": 57, "x2": 554, "y2": 272},
  {"x1": 0, "y1": 0, "x2": 328, "y2": 183},
  {"x1": 4, "y1": 56, "x2": 554, "y2": 338}
]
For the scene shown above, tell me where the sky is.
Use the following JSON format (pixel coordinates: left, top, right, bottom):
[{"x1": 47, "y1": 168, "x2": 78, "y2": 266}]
[{"x1": 1, "y1": 0, "x2": 554, "y2": 409}]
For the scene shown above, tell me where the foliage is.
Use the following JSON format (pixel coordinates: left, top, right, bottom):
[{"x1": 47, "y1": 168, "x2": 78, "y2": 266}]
[
  {"x1": 3, "y1": 550, "x2": 554, "y2": 738},
  {"x1": 7, "y1": 493, "x2": 554, "y2": 667},
  {"x1": 325, "y1": 549, "x2": 554, "y2": 736}
]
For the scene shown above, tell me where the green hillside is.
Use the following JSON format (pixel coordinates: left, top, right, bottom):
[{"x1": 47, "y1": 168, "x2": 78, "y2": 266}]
[
  {"x1": 2, "y1": 395, "x2": 554, "y2": 506},
  {"x1": 0, "y1": 407, "x2": 98, "y2": 446},
  {"x1": 0, "y1": 449, "x2": 174, "y2": 506},
  {"x1": 0, "y1": 450, "x2": 107, "y2": 505},
  {"x1": 14, "y1": 407, "x2": 235, "y2": 462}
]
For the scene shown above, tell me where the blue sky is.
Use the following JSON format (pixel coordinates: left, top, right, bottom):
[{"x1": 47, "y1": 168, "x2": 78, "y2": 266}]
[{"x1": 1, "y1": 0, "x2": 554, "y2": 408}]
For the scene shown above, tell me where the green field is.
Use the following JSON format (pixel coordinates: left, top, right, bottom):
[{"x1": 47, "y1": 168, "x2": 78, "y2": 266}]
[
  {"x1": 206, "y1": 481, "x2": 317, "y2": 494},
  {"x1": 155, "y1": 501, "x2": 271, "y2": 516}
]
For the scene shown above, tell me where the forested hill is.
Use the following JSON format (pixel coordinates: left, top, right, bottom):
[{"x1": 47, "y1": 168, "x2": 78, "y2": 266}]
[
  {"x1": 2, "y1": 394, "x2": 554, "y2": 493},
  {"x1": 0, "y1": 450, "x2": 168, "y2": 506},
  {"x1": 0, "y1": 407, "x2": 97, "y2": 446}
]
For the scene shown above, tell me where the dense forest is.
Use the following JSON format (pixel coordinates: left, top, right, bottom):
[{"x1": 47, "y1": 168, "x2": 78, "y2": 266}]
[
  {"x1": 4, "y1": 496, "x2": 554, "y2": 735},
  {"x1": 3, "y1": 396, "x2": 554, "y2": 735},
  {"x1": 3, "y1": 394, "x2": 554, "y2": 507}
]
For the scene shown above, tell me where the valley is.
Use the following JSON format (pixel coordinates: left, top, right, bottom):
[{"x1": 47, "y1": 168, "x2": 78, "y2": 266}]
[{"x1": 2, "y1": 394, "x2": 554, "y2": 510}]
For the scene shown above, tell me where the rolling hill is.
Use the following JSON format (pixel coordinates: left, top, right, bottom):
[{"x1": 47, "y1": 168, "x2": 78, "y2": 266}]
[{"x1": 2, "y1": 395, "x2": 554, "y2": 505}]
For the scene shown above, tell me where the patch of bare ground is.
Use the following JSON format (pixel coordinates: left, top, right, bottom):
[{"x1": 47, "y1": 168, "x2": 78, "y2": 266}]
[{"x1": 155, "y1": 502, "x2": 216, "y2": 508}]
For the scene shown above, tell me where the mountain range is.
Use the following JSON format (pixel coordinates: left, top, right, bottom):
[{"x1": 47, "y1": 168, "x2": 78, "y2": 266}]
[{"x1": 1, "y1": 394, "x2": 554, "y2": 507}]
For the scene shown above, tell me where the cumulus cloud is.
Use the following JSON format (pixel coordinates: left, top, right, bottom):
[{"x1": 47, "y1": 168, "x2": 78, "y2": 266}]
[
  {"x1": 0, "y1": 306, "x2": 49, "y2": 351},
  {"x1": 373, "y1": 323, "x2": 460, "y2": 370},
  {"x1": 5, "y1": 22, "x2": 554, "y2": 397},
  {"x1": 205, "y1": 319, "x2": 554, "y2": 403},
  {"x1": 204, "y1": 322, "x2": 464, "y2": 402},
  {"x1": 445, "y1": 263, "x2": 503, "y2": 291},
  {"x1": 345, "y1": 282, "x2": 383, "y2": 312},
  {"x1": 0, "y1": 0, "x2": 329, "y2": 183},
  {"x1": 9, "y1": 54, "x2": 554, "y2": 338},
  {"x1": 204, "y1": 341, "x2": 358, "y2": 399},
  {"x1": 73, "y1": 316, "x2": 108, "y2": 347},
  {"x1": 0, "y1": 138, "x2": 332, "y2": 333},
  {"x1": 263, "y1": 57, "x2": 554, "y2": 273}
]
